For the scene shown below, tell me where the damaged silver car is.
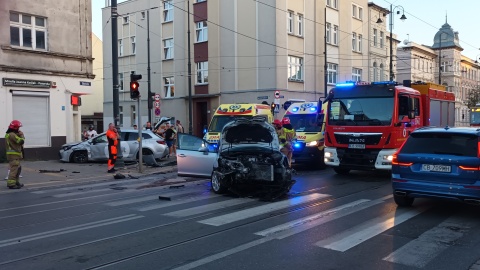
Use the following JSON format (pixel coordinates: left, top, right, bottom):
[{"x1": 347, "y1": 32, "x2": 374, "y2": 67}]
[{"x1": 211, "y1": 118, "x2": 295, "y2": 199}]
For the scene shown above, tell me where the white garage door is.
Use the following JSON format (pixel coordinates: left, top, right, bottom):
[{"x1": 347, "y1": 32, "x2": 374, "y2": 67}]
[{"x1": 12, "y1": 91, "x2": 50, "y2": 147}]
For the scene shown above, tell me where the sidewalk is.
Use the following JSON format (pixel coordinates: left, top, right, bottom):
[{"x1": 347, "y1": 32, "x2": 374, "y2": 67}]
[{"x1": 0, "y1": 157, "x2": 178, "y2": 189}]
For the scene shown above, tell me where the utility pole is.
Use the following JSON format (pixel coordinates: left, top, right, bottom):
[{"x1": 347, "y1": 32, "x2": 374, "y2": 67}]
[
  {"x1": 111, "y1": 0, "x2": 124, "y2": 167},
  {"x1": 187, "y1": 0, "x2": 193, "y2": 135},
  {"x1": 324, "y1": 7, "x2": 328, "y2": 98},
  {"x1": 147, "y1": 9, "x2": 152, "y2": 123}
]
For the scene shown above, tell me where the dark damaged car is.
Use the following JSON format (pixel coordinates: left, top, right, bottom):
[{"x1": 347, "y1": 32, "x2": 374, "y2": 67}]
[{"x1": 176, "y1": 118, "x2": 295, "y2": 199}]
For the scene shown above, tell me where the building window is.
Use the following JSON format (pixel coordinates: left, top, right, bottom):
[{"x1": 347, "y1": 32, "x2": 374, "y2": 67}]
[
  {"x1": 123, "y1": 16, "x2": 129, "y2": 24},
  {"x1": 352, "y1": 68, "x2": 362, "y2": 81},
  {"x1": 297, "y1": 14, "x2": 303, "y2": 37},
  {"x1": 441, "y1": 61, "x2": 448, "y2": 72},
  {"x1": 131, "y1": 105, "x2": 136, "y2": 125},
  {"x1": 326, "y1": 23, "x2": 331, "y2": 44},
  {"x1": 196, "y1": 21, "x2": 208, "y2": 42},
  {"x1": 131, "y1": 36, "x2": 136, "y2": 54},
  {"x1": 287, "y1": 11, "x2": 294, "y2": 34},
  {"x1": 358, "y1": 7, "x2": 363, "y2": 20},
  {"x1": 163, "y1": 0, "x2": 173, "y2": 22},
  {"x1": 288, "y1": 56, "x2": 304, "y2": 81},
  {"x1": 373, "y1": 29, "x2": 377, "y2": 47},
  {"x1": 327, "y1": 63, "x2": 338, "y2": 84},
  {"x1": 163, "y1": 38, "x2": 173, "y2": 59},
  {"x1": 119, "y1": 73, "x2": 124, "y2": 91},
  {"x1": 119, "y1": 106, "x2": 124, "y2": 126},
  {"x1": 333, "y1": 25, "x2": 338, "y2": 45},
  {"x1": 327, "y1": 0, "x2": 338, "y2": 9},
  {"x1": 118, "y1": 39, "x2": 123, "y2": 56},
  {"x1": 358, "y1": 34, "x2": 362, "y2": 52},
  {"x1": 196, "y1": 0, "x2": 206, "y2": 2},
  {"x1": 10, "y1": 12, "x2": 47, "y2": 50},
  {"x1": 352, "y1": 5, "x2": 362, "y2": 20},
  {"x1": 380, "y1": 31, "x2": 384, "y2": 48},
  {"x1": 380, "y1": 64, "x2": 385, "y2": 81},
  {"x1": 164, "y1": 77, "x2": 175, "y2": 98},
  {"x1": 352, "y1": 32, "x2": 356, "y2": 51},
  {"x1": 196, "y1": 61, "x2": 208, "y2": 84},
  {"x1": 373, "y1": 62, "x2": 378, "y2": 82}
]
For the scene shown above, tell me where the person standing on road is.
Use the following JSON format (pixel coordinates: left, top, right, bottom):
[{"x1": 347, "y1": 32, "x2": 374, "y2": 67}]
[
  {"x1": 176, "y1": 120, "x2": 184, "y2": 134},
  {"x1": 279, "y1": 117, "x2": 296, "y2": 168},
  {"x1": 5, "y1": 120, "x2": 25, "y2": 189},
  {"x1": 145, "y1": 121, "x2": 153, "y2": 130},
  {"x1": 106, "y1": 123, "x2": 120, "y2": 173},
  {"x1": 164, "y1": 123, "x2": 176, "y2": 158}
]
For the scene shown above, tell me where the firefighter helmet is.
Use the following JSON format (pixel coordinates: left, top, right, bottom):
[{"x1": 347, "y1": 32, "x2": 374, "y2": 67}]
[
  {"x1": 281, "y1": 117, "x2": 291, "y2": 125},
  {"x1": 9, "y1": 120, "x2": 22, "y2": 129},
  {"x1": 273, "y1": 119, "x2": 282, "y2": 126}
]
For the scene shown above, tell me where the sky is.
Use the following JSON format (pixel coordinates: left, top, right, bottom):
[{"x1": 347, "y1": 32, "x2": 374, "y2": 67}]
[{"x1": 92, "y1": 0, "x2": 480, "y2": 61}]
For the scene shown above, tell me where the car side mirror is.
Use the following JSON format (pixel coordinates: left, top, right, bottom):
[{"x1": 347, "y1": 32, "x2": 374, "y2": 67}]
[{"x1": 199, "y1": 146, "x2": 209, "y2": 155}]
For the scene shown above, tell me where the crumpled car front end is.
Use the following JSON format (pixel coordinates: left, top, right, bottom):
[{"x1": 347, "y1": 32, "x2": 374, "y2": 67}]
[{"x1": 212, "y1": 118, "x2": 295, "y2": 199}]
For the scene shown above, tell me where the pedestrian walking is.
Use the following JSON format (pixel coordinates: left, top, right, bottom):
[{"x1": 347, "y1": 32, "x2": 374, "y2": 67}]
[
  {"x1": 5, "y1": 120, "x2": 25, "y2": 189},
  {"x1": 176, "y1": 120, "x2": 184, "y2": 133},
  {"x1": 106, "y1": 123, "x2": 120, "y2": 173}
]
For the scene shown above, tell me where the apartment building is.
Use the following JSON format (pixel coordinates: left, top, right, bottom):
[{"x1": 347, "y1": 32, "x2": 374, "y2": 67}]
[
  {"x1": 0, "y1": 0, "x2": 93, "y2": 160},
  {"x1": 103, "y1": 0, "x2": 392, "y2": 136},
  {"x1": 396, "y1": 41, "x2": 436, "y2": 83}
]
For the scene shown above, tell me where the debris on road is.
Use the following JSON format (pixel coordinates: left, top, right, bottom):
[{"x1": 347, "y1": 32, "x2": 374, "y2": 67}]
[
  {"x1": 158, "y1": 196, "x2": 172, "y2": 201},
  {"x1": 39, "y1": 169, "x2": 66, "y2": 173},
  {"x1": 169, "y1": 185, "x2": 185, "y2": 189}
]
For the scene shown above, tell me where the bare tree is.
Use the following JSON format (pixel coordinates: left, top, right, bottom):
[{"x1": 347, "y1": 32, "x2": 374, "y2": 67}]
[{"x1": 464, "y1": 87, "x2": 480, "y2": 109}]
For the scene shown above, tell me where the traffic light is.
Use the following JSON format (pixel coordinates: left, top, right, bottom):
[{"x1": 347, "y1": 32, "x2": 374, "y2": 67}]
[
  {"x1": 271, "y1": 102, "x2": 275, "y2": 114},
  {"x1": 130, "y1": 72, "x2": 142, "y2": 100}
]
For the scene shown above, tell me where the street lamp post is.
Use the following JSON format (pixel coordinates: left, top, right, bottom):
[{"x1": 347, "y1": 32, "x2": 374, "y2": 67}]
[{"x1": 388, "y1": 4, "x2": 406, "y2": 81}]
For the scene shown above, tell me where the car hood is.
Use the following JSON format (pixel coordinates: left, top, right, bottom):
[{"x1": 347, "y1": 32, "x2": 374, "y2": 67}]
[
  {"x1": 61, "y1": 141, "x2": 88, "y2": 149},
  {"x1": 220, "y1": 119, "x2": 279, "y2": 148}
]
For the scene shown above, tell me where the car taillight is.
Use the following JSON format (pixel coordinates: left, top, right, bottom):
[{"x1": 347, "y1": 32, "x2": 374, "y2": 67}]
[
  {"x1": 459, "y1": 165, "x2": 480, "y2": 171},
  {"x1": 391, "y1": 154, "x2": 413, "y2": 166},
  {"x1": 477, "y1": 141, "x2": 480, "y2": 158},
  {"x1": 157, "y1": 140, "x2": 165, "y2": 145}
]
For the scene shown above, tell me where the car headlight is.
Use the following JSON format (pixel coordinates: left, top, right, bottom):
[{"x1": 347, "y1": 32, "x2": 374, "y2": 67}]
[
  {"x1": 324, "y1": 152, "x2": 332, "y2": 158},
  {"x1": 383, "y1": 155, "x2": 393, "y2": 161},
  {"x1": 307, "y1": 141, "x2": 319, "y2": 147}
]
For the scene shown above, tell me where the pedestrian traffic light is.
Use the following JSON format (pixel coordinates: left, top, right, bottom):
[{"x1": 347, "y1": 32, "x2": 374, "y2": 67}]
[{"x1": 130, "y1": 72, "x2": 142, "y2": 100}]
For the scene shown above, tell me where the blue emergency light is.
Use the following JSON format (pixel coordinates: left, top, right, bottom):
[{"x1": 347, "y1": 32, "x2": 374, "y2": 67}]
[
  {"x1": 294, "y1": 142, "x2": 301, "y2": 148},
  {"x1": 292, "y1": 107, "x2": 299, "y2": 112},
  {"x1": 371, "y1": 81, "x2": 396, "y2": 85},
  {"x1": 335, "y1": 82, "x2": 355, "y2": 87},
  {"x1": 309, "y1": 107, "x2": 317, "y2": 112}
]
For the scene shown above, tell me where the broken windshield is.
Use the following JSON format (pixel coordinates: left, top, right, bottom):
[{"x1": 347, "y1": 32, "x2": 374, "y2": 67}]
[{"x1": 328, "y1": 97, "x2": 393, "y2": 126}]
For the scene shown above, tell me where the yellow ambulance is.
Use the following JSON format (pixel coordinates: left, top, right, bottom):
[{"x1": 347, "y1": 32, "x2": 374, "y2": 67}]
[
  {"x1": 204, "y1": 103, "x2": 274, "y2": 147},
  {"x1": 283, "y1": 100, "x2": 328, "y2": 168}
]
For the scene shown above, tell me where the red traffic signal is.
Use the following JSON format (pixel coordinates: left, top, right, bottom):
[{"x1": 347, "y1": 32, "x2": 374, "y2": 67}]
[{"x1": 130, "y1": 73, "x2": 142, "y2": 99}]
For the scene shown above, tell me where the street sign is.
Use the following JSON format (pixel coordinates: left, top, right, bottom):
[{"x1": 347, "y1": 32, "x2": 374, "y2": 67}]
[
  {"x1": 154, "y1": 94, "x2": 160, "y2": 101},
  {"x1": 274, "y1": 98, "x2": 280, "y2": 105},
  {"x1": 274, "y1": 104, "x2": 280, "y2": 114},
  {"x1": 257, "y1": 96, "x2": 269, "y2": 100},
  {"x1": 279, "y1": 95, "x2": 284, "y2": 98},
  {"x1": 274, "y1": 90, "x2": 280, "y2": 98},
  {"x1": 154, "y1": 101, "x2": 160, "y2": 108},
  {"x1": 155, "y1": 108, "x2": 161, "y2": 116}
]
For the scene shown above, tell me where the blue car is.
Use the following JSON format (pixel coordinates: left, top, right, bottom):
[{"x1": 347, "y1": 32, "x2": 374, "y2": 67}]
[{"x1": 392, "y1": 126, "x2": 480, "y2": 207}]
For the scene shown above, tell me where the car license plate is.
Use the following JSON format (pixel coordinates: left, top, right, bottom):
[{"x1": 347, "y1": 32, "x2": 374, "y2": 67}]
[
  {"x1": 348, "y1": 144, "x2": 365, "y2": 149},
  {"x1": 421, "y1": 164, "x2": 451, "y2": 173}
]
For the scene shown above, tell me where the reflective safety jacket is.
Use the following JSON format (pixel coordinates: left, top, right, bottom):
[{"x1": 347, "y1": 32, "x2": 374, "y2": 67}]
[{"x1": 5, "y1": 131, "x2": 25, "y2": 158}]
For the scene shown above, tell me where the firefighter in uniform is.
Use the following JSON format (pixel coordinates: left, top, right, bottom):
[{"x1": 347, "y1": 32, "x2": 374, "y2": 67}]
[
  {"x1": 106, "y1": 123, "x2": 120, "y2": 173},
  {"x1": 279, "y1": 117, "x2": 296, "y2": 168},
  {"x1": 5, "y1": 120, "x2": 25, "y2": 189}
]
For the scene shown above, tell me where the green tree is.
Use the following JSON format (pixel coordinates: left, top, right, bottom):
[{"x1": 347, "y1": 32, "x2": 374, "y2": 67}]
[{"x1": 464, "y1": 87, "x2": 480, "y2": 109}]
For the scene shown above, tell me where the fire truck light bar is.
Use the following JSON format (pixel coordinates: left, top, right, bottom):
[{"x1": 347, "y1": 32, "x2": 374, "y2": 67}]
[{"x1": 335, "y1": 82, "x2": 355, "y2": 87}]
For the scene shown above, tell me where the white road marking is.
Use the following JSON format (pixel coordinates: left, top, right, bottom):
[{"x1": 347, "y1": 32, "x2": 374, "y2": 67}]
[
  {"x1": 383, "y1": 215, "x2": 478, "y2": 268},
  {"x1": 198, "y1": 193, "x2": 330, "y2": 226},
  {"x1": 315, "y1": 205, "x2": 429, "y2": 252},
  {"x1": 136, "y1": 194, "x2": 222, "y2": 212},
  {"x1": 105, "y1": 189, "x2": 202, "y2": 207},
  {"x1": 164, "y1": 198, "x2": 253, "y2": 217},
  {"x1": 0, "y1": 214, "x2": 143, "y2": 247}
]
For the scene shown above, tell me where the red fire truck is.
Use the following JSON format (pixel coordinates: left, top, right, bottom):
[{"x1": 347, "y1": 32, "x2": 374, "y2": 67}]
[{"x1": 323, "y1": 80, "x2": 455, "y2": 175}]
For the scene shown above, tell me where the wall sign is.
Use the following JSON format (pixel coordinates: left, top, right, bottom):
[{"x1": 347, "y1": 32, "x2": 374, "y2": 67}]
[
  {"x1": 79, "y1": 81, "x2": 91, "y2": 86},
  {"x1": 2, "y1": 78, "x2": 51, "y2": 88}
]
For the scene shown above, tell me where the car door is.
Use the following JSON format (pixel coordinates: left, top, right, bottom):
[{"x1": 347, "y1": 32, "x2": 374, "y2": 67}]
[
  {"x1": 90, "y1": 134, "x2": 108, "y2": 160},
  {"x1": 121, "y1": 132, "x2": 137, "y2": 160},
  {"x1": 177, "y1": 133, "x2": 217, "y2": 177}
]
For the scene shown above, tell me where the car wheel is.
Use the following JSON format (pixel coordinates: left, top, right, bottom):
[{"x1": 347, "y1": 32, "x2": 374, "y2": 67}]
[
  {"x1": 136, "y1": 149, "x2": 153, "y2": 159},
  {"x1": 394, "y1": 193, "x2": 414, "y2": 207},
  {"x1": 211, "y1": 172, "x2": 226, "y2": 194},
  {"x1": 71, "y1": 151, "x2": 88, "y2": 163},
  {"x1": 333, "y1": 168, "x2": 350, "y2": 175}
]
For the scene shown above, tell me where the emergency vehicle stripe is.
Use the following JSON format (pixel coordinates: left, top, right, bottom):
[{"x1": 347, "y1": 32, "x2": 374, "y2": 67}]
[
  {"x1": 198, "y1": 193, "x2": 329, "y2": 226},
  {"x1": 314, "y1": 205, "x2": 429, "y2": 252},
  {"x1": 383, "y1": 215, "x2": 478, "y2": 268},
  {"x1": 164, "y1": 198, "x2": 254, "y2": 217}
]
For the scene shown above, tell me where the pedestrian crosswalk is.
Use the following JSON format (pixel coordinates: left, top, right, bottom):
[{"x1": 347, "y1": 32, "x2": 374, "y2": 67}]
[{"x1": 17, "y1": 180, "x2": 480, "y2": 269}]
